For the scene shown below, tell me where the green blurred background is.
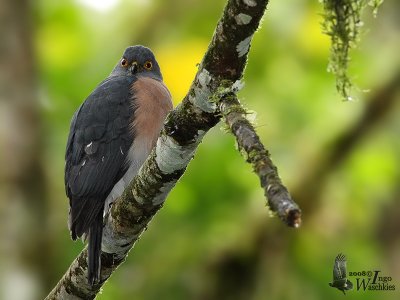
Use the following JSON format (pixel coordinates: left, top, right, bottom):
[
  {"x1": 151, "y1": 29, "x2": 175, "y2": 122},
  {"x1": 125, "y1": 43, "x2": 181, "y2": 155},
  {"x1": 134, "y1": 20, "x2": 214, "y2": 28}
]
[{"x1": 0, "y1": 0, "x2": 399, "y2": 299}]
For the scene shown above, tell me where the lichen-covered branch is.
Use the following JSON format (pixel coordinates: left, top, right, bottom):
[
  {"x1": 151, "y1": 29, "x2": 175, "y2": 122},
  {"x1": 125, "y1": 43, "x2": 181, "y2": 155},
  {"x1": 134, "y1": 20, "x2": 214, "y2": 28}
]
[
  {"x1": 219, "y1": 93, "x2": 301, "y2": 227},
  {"x1": 45, "y1": 0, "x2": 270, "y2": 299},
  {"x1": 202, "y1": 71, "x2": 400, "y2": 299}
]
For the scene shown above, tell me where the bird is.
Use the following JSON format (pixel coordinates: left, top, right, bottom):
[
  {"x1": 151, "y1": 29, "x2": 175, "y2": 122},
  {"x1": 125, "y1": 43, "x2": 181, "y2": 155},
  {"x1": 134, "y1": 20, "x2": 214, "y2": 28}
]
[
  {"x1": 329, "y1": 253, "x2": 353, "y2": 294},
  {"x1": 65, "y1": 45, "x2": 173, "y2": 285}
]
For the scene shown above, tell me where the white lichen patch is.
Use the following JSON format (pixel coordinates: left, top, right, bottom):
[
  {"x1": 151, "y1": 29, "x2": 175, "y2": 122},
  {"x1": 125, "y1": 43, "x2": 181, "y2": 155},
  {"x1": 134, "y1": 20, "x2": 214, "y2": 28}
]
[
  {"x1": 155, "y1": 134, "x2": 202, "y2": 174},
  {"x1": 102, "y1": 219, "x2": 138, "y2": 255},
  {"x1": 197, "y1": 129, "x2": 206, "y2": 138},
  {"x1": 69, "y1": 263, "x2": 90, "y2": 292},
  {"x1": 232, "y1": 80, "x2": 245, "y2": 92},
  {"x1": 189, "y1": 68, "x2": 216, "y2": 113},
  {"x1": 236, "y1": 35, "x2": 253, "y2": 57},
  {"x1": 152, "y1": 181, "x2": 176, "y2": 205},
  {"x1": 235, "y1": 13, "x2": 252, "y2": 25},
  {"x1": 243, "y1": 0, "x2": 257, "y2": 7},
  {"x1": 216, "y1": 22, "x2": 226, "y2": 43}
]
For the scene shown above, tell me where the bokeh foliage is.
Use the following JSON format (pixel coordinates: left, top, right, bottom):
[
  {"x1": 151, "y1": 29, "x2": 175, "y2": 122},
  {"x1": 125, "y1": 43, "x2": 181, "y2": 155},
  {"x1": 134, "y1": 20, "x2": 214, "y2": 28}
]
[{"x1": 1, "y1": 0, "x2": 399, "y2": 299}]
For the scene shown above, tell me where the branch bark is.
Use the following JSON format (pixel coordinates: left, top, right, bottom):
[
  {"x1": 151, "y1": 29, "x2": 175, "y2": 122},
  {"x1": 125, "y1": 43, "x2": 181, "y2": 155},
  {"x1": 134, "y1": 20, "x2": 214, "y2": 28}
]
[
  {"x1": 45, "y1": 0, "x2": 299, "y2": 298},
  {"x1": 219, "y1": 93, "x2": 301, "y2": 227}
]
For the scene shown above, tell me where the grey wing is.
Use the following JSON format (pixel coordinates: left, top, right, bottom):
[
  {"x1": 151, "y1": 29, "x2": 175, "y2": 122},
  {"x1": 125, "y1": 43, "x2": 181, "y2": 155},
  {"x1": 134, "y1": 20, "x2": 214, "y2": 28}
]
[
  {"x1": 65, "y1": 76, "x2": 136, "y2": 239},
  {"x1": 333, "y1": 253, "x2": 347, "y2": 281},
  {"x1": 64, "y1": 103, "x2": 83, "y2": 190}
]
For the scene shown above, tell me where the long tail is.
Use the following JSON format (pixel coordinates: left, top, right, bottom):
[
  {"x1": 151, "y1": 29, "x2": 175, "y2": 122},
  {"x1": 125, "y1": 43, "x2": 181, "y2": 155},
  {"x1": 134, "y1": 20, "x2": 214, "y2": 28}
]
[{"x1": 88, "y1": 209, "x2": 104, "y2": 285}]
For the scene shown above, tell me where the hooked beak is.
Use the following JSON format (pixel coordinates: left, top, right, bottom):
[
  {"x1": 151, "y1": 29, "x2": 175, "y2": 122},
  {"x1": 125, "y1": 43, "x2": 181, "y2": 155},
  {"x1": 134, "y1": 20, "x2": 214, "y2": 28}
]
[{"x1": 129, "y1": 62, "x2": 138, "y2": 75}]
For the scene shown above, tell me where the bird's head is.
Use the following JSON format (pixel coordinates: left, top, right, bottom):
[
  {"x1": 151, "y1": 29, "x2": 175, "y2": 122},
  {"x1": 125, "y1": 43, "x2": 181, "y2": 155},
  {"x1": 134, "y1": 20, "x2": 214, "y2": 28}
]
[{"x1": 111, "y1": 45, "x2": 163, "y2": 81}]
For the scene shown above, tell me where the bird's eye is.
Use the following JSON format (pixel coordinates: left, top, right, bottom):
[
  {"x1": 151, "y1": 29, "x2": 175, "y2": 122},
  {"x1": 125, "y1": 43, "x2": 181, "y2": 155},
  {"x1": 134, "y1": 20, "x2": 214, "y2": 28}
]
[
  {"x1": 121, "y1": 58, "x2": 127, "y2": 67},
  {"x1": 144, "y1": 61, "x2": 152, "y2": 70}
]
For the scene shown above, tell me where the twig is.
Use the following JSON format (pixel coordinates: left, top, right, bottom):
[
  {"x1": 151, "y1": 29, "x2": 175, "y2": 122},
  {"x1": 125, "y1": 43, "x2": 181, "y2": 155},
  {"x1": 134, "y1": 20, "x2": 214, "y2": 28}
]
[{"x1": 219, "y1": 93, "x2": 301, "y2": 227}]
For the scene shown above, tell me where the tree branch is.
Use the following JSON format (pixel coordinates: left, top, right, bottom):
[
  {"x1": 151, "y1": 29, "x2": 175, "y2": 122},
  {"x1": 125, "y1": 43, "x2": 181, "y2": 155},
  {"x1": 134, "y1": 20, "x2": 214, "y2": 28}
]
[
  {"x1": 218, "y1": 93, "x2": 301, "y2": 227},
  {"x1": 201, "y1": 71, "x2": 400, "y2": 299},
  {"x1": 45, "y1": 0, "x2": 299, "y2": 298}
]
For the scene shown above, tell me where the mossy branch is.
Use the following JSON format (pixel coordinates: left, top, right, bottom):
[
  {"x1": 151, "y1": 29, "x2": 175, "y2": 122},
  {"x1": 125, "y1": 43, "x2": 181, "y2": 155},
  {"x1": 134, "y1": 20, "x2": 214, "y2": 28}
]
[
  {"x1": 218, "y1": 93, "x2": 301, "y2": 227},
  {"x1": 321, "y1": 0, "x2": 384, "y2": 100}
]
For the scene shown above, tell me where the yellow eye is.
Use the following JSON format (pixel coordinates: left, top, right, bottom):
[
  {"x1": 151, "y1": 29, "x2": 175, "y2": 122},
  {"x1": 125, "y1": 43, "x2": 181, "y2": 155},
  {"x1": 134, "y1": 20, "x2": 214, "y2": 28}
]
[
  {"x1": 144, "y1": 61, "x2": 152, "y2": 70},
  {"x1": 121, "y1": 58, "x2": 128, "y2": 67}
]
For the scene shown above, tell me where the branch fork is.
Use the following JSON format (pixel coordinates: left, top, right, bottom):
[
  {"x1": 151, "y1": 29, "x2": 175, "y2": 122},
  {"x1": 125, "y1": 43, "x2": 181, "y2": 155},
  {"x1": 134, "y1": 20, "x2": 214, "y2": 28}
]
[{"x1": 46, "y1": 1, "x2": 301, "y2": 298}]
